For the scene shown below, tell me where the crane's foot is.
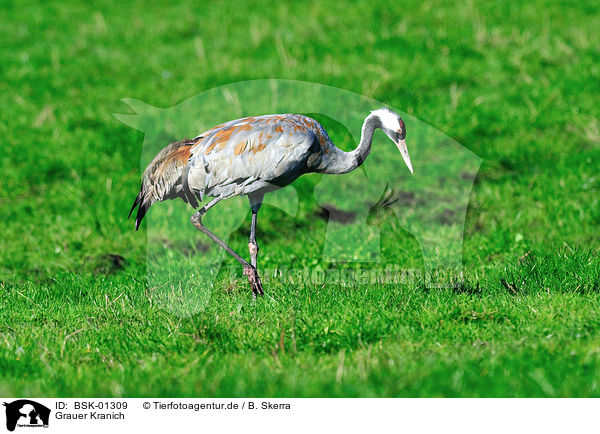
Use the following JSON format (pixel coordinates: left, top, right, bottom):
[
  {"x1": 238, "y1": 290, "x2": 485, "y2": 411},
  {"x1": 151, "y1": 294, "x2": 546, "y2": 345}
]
[{"x1": 243, "y1": 266, "x2": 264, "y2": 297}]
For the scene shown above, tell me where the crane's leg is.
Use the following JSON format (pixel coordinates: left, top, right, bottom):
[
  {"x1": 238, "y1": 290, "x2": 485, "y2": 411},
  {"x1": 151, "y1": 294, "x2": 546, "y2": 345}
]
[
  {"x1": 248, "y1": 211, "x2": 259, "y2": 267},
  {"x1": 248, "y1": 193, "x2": 264, "y2": 268},
  {"x1": 190, "y1": 197, "x2": 264, "y2": 296},
  {"x1": 247, "y1": 193, "x2": 264, "y2": 293}
]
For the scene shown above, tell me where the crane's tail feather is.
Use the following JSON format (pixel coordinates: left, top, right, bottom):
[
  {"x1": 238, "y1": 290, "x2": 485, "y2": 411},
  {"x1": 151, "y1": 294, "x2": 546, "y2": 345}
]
[
  {"x1": 128, "y1": 186, "x2": 150, "y2": 231},
  {"x1": 134, "y1": 201, "x2": 150, "y2": 231},
  {"x1": 128, "y1": 138, "x2": 198, "y2": 231},
  {"x1": 128, "y1": 189, "x2": 141, "y2": 220}
]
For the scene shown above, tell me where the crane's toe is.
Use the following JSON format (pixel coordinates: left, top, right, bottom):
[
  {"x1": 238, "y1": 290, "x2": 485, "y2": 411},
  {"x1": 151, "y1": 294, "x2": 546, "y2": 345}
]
[{"x1": 243, "y1": 266, "x2": 264, "y2": 297}]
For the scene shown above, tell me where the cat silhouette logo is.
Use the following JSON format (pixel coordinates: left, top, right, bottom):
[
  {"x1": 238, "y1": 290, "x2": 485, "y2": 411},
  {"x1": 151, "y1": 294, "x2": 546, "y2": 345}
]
[{"x1": 3, "y1": 400, "x2": 50, "y2": 431}]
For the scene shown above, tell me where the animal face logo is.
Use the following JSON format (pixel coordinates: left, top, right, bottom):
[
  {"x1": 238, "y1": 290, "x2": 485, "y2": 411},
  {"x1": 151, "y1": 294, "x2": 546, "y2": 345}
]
[
  {"x1": 3, "y1": 400, "x2": 50, "y2": 431},
  {"x1": 116, "y1": 79, "x2": 481, "y2": 315}
]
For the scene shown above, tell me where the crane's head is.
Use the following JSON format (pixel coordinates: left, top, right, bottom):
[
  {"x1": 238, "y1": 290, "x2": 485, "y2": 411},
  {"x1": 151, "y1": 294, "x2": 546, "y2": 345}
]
[{"x1": 373, "y1": 108, "x2": 413, "y2": 174}]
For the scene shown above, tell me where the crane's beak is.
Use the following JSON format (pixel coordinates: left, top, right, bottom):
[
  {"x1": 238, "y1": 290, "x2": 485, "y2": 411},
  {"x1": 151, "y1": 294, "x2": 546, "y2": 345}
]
[{"x1": 396, "y1": 139, "x2": 413, "y2": 174}]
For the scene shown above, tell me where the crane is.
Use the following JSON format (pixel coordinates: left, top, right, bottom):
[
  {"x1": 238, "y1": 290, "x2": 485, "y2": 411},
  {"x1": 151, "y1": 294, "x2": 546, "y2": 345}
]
[{"x1": 129, "y1": 108, "x2": 413, "y2": 296}]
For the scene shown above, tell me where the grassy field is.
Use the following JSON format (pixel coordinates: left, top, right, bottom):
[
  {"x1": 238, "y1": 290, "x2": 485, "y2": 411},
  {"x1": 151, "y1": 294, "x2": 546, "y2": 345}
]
[{"x1": 1, "y1": 0, "x2": 599, "y2": 397}]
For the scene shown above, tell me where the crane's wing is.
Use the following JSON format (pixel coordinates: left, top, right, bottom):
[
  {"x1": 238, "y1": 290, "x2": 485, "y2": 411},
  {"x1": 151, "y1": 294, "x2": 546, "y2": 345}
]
[{"x1": 186, "y1": 114, "x2": 327, "y2": 199}]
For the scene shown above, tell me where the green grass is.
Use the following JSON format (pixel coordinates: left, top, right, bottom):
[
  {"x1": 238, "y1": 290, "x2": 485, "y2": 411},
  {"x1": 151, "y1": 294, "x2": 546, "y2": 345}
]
[{"x1": 1, "y1": 0, "x2": 599, "y2": 397}]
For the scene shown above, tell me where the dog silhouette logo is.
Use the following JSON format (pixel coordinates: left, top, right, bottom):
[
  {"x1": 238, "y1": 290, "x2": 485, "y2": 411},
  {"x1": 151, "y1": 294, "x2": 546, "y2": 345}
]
[{"x1": 3, "y1": 400, "x2": 50, "y2": 431}]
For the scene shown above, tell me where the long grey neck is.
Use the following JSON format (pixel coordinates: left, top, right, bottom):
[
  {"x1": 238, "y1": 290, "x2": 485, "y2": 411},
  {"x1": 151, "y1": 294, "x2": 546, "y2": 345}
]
[{"x1": 321, "y1": 113, "x2": 381, "y2": 175}]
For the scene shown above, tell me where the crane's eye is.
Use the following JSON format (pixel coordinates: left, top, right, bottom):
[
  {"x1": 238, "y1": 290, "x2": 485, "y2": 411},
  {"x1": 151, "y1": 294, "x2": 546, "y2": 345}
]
[
  {"x1": 397, "y1": 125, "x2": 406, "y2": 140},
  {"x1": 398, "y1": 119, "x2": 406, "y2": 138}
]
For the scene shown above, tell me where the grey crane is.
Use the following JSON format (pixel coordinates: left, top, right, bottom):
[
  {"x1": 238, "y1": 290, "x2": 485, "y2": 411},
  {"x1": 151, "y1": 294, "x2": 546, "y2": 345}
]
[{"x1": 129, "y1": 108, "x2": 413, "y2": 296}]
